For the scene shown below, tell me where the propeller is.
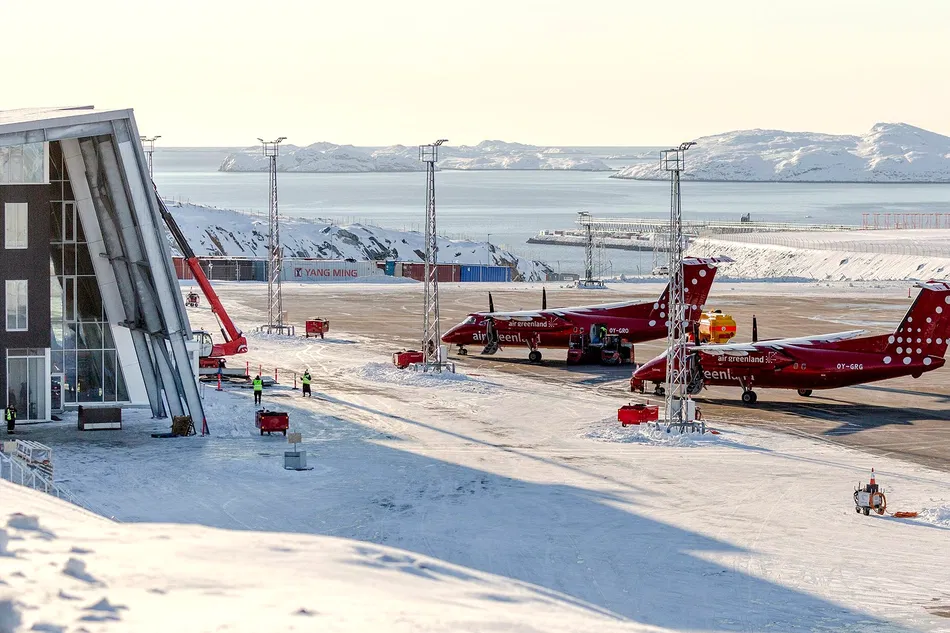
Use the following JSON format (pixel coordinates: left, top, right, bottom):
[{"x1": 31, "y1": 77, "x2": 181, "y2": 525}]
[
  {"x1": 489, "y1": 292, "x2": 495, "y2": 313},
  {"x1": 542, "y1": 287, "x2": 547, "y2": 310},
  {"x1": 752, "y1": 314, "x2": 758, "y2": 343}
]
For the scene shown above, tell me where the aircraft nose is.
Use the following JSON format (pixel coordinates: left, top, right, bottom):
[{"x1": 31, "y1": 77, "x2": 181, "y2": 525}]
[
  {"x1": 634, "y1": 357, "x2": 665, "y2": 380},
  {"x1": 441, "y1": 324, "x2": 462, "y2": 343}
]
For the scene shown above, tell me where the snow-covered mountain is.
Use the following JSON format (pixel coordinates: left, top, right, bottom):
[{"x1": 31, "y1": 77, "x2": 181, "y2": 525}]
[
  {"x1": 220, "y1": 140, "x2": 610, "y2": 173},
  {"x1": 164, "y1": 201, "x2": 552, "y2": 281},
  {"x1": 220, "y1": 143, "x2": 423, "y2": 173},
  {"x1": 613, "y1": 123, "x2": 950, "y2": 182}
]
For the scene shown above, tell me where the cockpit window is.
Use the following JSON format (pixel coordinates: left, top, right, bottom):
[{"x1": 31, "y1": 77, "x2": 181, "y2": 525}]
[{"x1": 464, "y1": 316, "x2": 477, "y2": 325}]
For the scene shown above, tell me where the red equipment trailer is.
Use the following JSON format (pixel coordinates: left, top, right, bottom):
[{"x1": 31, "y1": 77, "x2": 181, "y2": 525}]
[
  {"x1": 618, "y1": 403, "x2": 659, "y2": 426},
  {"x1": 155, "y1": 192, "x2": 248, "y2": 370},
  {"x1": 393, "y1": 350, "x2": 425, "y2": 369},
  {"x1": 305, "y1": 318, "x2": 329, "y2": 339},
  {"x1": 256, "y1": 409, "x2": 289, "y2": 436}
]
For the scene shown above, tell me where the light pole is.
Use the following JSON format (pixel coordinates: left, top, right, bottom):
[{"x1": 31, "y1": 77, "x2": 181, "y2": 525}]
[
  {"x1": 419, "y1": 139, "x2": 449, "y2": 371},
  {"x1": 140, "y1": 135, "x2": 161, "y2": 179},
  {"x1": 259, "y1": 136, "x2": 288, "y2": 334}
]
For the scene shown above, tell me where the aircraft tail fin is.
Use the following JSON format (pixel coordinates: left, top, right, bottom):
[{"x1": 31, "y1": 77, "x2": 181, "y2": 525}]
[
  {"x1": 885, "y1": 281, "x2": 950, "y2": 361},
  {"x1": 647, "y1": 257, "x2": 730, "y2": 325}
]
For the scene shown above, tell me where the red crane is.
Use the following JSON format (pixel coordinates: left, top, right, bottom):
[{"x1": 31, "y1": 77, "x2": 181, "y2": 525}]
[{"x1": 155, "y1": 193, "x2": 248, "y2": 369}]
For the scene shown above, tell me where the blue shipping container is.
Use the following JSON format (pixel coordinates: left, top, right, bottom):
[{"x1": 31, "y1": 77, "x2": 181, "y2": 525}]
[
  {"x1": 460, "y1": 265, "x2": 511, "y2": 282},
  {"x1": 384, "y1": 261, "x2": 396, "y2": 276}
]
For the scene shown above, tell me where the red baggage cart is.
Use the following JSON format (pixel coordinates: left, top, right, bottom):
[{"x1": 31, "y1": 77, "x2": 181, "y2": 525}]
[
  {"x1": 618, "y1": 403, "x2": 659, "y2": 426},
  {"x1": 256, "y1": 409, "x2": 289, "y2": 436}
]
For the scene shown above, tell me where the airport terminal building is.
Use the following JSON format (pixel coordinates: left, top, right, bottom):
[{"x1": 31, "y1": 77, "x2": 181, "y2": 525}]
[{"x1": 0, "y1": 107, "x2": 203, "y2": 424}]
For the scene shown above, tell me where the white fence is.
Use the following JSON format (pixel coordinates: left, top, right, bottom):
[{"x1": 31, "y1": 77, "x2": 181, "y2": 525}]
[{"x1": 0, "y1": 448, "x2": 79, "y2": 505}]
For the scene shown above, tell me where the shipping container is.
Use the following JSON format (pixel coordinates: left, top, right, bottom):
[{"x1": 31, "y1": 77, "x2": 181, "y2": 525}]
[
  {"x1": 280, "y1": 259, "x2": 385, "y2": 282},
  {"x1": 399, "y1": 263, "x2": 461, "y2": 283},
  {"x1": 460, "y1": 265, "x2": 512, "y2": 283},
  {"x1": 171, "y1": 256, "x2": 193, "y2": 280}
]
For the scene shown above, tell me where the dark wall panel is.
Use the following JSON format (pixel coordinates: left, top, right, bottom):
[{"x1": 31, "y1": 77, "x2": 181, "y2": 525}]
[{"x1": 0, "y1": 184, "x2": 52, "y2": 404}]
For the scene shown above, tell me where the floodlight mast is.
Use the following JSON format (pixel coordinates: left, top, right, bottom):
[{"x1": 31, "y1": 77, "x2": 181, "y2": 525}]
[
  {"x1": 259, "y1": 136, "x2": 287, "y2": 334},
  {"x1": 140, "y1": 135, "x2": 161, "y2": 178},
  {"x1": 419, "y1": 139, "x2": 448, "y2": 372},
  {"x1": 660, "y1": 141, "x2": 703, "y2": 433}
]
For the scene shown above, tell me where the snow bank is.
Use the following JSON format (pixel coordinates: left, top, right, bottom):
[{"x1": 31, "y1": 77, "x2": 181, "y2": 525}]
[
  {"x1": 164, "y1": 201, "x2": 552, "y2": 281},
  {"x1": 918, "y1": 505, "x2": 950, "y2": 527},
  {"x1": 220, "y1": 140, "x2": 610, "y2": 173},
  {"x1": 0, "y1": 482, "x2": 639, "y2": 633},
  {"x1": 354, "y1": 362, "x2": 499, "y2": 394},
  {"x1": 688, "y1": 233, "x2": 950, "y2": 281},
  {"x1": 584, "y1": 417, "x2": 727, "y2": 446},
  {"x1": 614, "y1": 123, "x2": 950, "y2": 182}
]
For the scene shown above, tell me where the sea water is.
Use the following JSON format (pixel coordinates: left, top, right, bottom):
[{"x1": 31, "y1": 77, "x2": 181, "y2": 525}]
[{"x1": 152, "y1": 147, "x2": 950, "y2": 277}]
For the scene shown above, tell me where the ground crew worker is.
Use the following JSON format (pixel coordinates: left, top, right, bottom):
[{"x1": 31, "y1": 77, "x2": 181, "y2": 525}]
[
  {"x1": 301, "y1": 370, "x2": 312, "y2": 398},
  {"x1": 252, "y1": 375, "x2": 263, "y2": 405},
  {"x1": 5, "y1": 404, "x2": 16, "y2": 434}
]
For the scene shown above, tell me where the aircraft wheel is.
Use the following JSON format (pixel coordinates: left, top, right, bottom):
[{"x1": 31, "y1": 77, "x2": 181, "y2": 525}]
[
  {"x1": 797, "y1": 389, "x2": 813, "y2": 397},
  {"x1": 528, "y1": 350, "x2": 542, "y2": 363},
  {"x1": 741, "y1": 390, "x2": 757, "y2": 405},
  {"x1": 654, "y1": 385, "x2": 666, "y2": 397},
  {"x1": 458, "y1": 347, "x2": 468, "y2": 356}
]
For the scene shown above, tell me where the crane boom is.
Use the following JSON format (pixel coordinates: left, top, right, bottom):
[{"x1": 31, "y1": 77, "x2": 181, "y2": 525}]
[{"x1": 155, "y1": 193, "x2": 248, "y2": 359}]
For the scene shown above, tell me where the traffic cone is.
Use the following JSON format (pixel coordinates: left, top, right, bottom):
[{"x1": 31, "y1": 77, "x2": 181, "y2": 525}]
[
  {"x1": 870, "y1": 468, "x2": 876, "y2": 487},
  {"x1": 216, "y1": 374, "x2": 223, "y2": 392}
]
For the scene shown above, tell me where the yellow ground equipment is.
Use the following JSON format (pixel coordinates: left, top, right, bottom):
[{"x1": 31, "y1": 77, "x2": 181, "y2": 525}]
[{"x1": 699, "y1": 310, "x2": 737, "y2": 344}]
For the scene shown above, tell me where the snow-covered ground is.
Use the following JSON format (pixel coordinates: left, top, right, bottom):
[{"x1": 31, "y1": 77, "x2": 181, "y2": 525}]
[
  {"x1": 220, "y1": 140, "x2": 610, "y2": 173},
  {"x1": 614, "y1": 123, "x2": 950, "y2": 182},
  {"x1": 0, "y1": 482, "x2": 639, "y2": 633},
  {"x1": 689, "y1": 230, "x2": 950, "y2": 281},
  {"x1": 9, "y1": 287, "x2": 950, "y2": 632},
  {"x1": 165, "y1": 201, "x2": 552, "y2": 281}
]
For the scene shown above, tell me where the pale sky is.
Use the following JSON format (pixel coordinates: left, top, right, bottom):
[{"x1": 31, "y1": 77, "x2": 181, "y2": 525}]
[{"x1": 4, "y1": 0, "x2": 948, "y2": 146}]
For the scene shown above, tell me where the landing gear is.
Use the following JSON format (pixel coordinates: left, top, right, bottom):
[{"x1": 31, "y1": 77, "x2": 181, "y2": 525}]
[
  {"x1": 528, "y1": 350, "x2": 542, "y2": 363},
  {"x1": 457, "y1": 346, "x2": 468, "y2": 356},
  {"x1": 741, "y1": 390, "x2": 758, "y2": 405},
  {"x1": 653, "y1": 384, "x2": 666, "y2": 397},
  {"x1": 797, "y1": 389, "x2": 813, "y2": 397}
]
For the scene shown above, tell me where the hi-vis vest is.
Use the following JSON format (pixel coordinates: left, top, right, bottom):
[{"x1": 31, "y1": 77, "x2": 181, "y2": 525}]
[
  {"x1": 302, "y1": 374, "x2": 311, "y2": 385},
  {"x1": 253, "y1": 379, "x2": 263, "y2": 392},
  {"x1": 4, "y1": 408, "x2": 13, "y2": 421}
]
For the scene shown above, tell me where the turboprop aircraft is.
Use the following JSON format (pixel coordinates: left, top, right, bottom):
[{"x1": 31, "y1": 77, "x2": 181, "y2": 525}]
[
  {"x1": 632, "y1": 280, "x2": 950, "y2": 403},
  {"x1": 441, "y1": 257, "x2": 731, "y2": 363}
]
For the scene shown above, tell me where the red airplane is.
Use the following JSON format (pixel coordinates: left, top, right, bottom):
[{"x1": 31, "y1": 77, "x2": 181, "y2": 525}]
[
  {"x1": 632, "y1": 280, "x2": 950, "y2": 403},
  {"x1": 441, "y1": 257, "x2": 731, "y2": 363}
]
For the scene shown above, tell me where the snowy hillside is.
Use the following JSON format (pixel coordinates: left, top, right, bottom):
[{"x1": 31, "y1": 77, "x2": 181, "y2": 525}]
[
  {"x1": 220, "y1": 140, "x2": 610, "y2": 173},
  {"x1": 165, "y1": 201, "x2": 552, "y2": 281},
  {"x1": 688, "y1": 231, "x2": 950, "y2": 281},
  {"x1": 614, "y1": 123, "x2": 950, "y2": 182},
  {"x1": 0, "y1": 482, "x2": 641, "y2": 633}
]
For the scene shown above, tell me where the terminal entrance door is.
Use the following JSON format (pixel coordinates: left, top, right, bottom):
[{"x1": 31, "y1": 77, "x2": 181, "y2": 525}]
[
  {"x1": 5, "y1": 349, "x2": 50, "y2": 422},
  {"x1": 50, "y1": 373, "x2": 64, "y2": 414}
]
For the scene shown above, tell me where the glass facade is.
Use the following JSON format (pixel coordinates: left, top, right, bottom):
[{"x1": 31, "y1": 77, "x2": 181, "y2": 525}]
[
  {"x1": 6, "y1": 349, "x2": 47, "y2": 421},
  {"x1": 0, "y1": 142, "x2": 48, "y2": 185},
  {"x1": 48, "y1": 142, "x2": 128, "y2": 404}
]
